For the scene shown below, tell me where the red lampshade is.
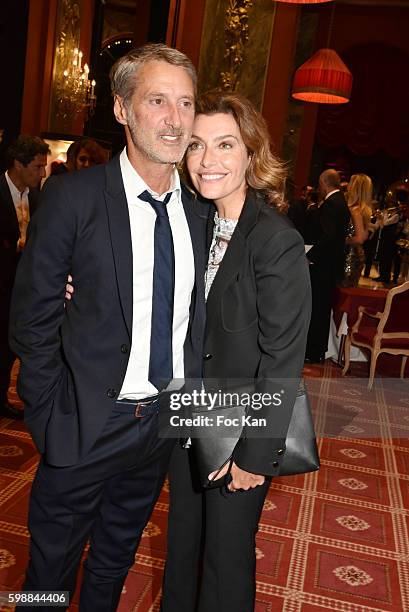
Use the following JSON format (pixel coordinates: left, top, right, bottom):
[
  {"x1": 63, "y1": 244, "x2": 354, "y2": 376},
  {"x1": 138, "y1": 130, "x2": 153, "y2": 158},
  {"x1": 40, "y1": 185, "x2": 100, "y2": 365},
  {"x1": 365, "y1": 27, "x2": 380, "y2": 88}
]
[
  {"x1": 275, "y1": 1, "x2": 333, "y2": 4},
  {"x1": 292, "y1": 48, "x2": 352, "y2": 103}
]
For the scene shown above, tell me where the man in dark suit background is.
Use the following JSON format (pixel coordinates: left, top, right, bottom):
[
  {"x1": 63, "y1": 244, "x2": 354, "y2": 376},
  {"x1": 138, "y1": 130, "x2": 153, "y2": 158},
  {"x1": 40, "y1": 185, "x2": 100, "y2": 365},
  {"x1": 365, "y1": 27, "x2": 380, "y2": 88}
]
[
  {"x1": 288, "y1": 184, "x2": 317, "y2": 239},
  {"x1": 305, "y1": 169, "x2": 350, "y2": 363},
  {"x1": 0, "y1": 135, "x2": 49, "y2": 418},
  {"x1": 10, "y1": 44, "x2": 207, "y2": 610}
]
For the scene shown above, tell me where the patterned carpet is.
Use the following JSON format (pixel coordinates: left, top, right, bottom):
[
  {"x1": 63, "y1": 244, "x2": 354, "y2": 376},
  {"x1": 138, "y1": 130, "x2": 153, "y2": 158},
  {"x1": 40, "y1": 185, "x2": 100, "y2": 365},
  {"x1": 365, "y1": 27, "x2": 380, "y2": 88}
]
[{"x1": 0, "y1": 358, "x2": 408, "y2": 611}]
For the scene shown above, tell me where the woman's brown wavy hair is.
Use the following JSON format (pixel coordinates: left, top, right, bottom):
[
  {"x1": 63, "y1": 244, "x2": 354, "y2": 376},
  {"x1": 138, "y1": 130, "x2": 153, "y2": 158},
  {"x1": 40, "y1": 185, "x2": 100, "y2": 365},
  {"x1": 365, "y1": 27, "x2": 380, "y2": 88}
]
[{"x1": 185, "y1": 90, "x2": 288, "y2": 212}]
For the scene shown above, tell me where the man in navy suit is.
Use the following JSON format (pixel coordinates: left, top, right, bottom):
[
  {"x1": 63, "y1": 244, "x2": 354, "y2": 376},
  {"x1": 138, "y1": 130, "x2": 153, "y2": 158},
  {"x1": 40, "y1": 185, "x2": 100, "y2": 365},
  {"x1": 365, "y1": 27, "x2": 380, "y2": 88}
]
[
  {"x1": 0, "y1": 135, "x2": 49, "y2": 419},
  {"x1": 10, "y1": 44, "x2": 207, "y2": 611}
]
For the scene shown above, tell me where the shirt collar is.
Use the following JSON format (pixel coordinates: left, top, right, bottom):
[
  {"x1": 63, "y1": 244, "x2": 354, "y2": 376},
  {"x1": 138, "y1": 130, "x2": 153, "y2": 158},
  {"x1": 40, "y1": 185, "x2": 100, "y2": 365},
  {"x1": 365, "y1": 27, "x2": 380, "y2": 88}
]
[
  {"x1": 5, "y1": 171, "x2": 29, "y2": 201},
  {"x1": 325, "y1": 189, "x2": 340, "y2": 201},
  {"x1": 119, "y1": 147, "x2": 181, "y2": 203}
]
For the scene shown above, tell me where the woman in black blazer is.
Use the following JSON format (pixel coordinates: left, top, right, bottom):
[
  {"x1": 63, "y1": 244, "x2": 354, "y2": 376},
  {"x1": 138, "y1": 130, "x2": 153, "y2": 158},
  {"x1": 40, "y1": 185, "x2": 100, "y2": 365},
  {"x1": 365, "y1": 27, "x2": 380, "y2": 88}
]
[{"x1": 162, "y1": 92, "x2": 311, "y2": 611}]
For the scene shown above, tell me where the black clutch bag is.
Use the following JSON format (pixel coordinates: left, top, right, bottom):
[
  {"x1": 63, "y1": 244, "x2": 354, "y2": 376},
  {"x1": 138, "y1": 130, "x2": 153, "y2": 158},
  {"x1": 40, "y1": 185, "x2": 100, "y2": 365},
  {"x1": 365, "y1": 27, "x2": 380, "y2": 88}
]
[{"x1": 191, "y1": 383, "x2": 320, "y2": 488}]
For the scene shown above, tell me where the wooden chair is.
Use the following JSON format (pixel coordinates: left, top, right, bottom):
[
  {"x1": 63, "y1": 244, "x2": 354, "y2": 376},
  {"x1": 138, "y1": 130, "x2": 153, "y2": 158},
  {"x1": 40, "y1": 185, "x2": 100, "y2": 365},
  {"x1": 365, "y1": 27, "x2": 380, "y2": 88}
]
[{"x1": 342, "y1": 280, "x2": 409, "y2": 389}]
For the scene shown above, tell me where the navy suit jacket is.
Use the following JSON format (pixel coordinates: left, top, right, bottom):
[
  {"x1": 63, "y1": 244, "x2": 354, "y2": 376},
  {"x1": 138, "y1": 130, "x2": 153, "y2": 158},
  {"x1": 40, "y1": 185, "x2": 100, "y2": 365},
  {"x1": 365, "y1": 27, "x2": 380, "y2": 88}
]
[{"x1": 10, "y1": 156, "x2": 208, "y2": 466}]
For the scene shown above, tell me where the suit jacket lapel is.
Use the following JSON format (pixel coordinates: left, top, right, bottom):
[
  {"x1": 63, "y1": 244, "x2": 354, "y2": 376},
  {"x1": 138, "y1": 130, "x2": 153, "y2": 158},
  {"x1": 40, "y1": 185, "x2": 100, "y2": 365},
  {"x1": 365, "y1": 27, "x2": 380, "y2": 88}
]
[
  {"x1": 181, "y1": 186, "x2": 208, "y2": 303},
  {"x1": 0, "y1": 173, "x2": 19, "y2": 233},
  {"x1": 0, "y1": 174, "x2": 40, "y2": 223},
  {"x1": 28, "y1": 189, "x2": 40, "y2": 217},
  {"x1": 205, "y1": 188, "x2": 261, "y2": 321},
  {"x1": 104, "y1": 156, "x2": 133, "y2": 338}
]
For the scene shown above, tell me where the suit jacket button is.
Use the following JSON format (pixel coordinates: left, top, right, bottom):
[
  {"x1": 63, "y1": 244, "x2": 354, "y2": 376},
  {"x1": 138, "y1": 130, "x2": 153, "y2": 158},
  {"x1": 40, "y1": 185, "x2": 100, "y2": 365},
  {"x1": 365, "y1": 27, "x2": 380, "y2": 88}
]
[
  {"x1": 277, "y1": 448, "x2": 284, "y2": 455},
  {"x1": 204, "y1": 353, "x2": 212, "y2": 360},
  {"x1": 272, "y1": 461, "x2": 279, "y2": 468},
  {"x1": 121, "y1": 344, "x2": 128, "y2": 354},
  {"x1": 107, "y1": 388, "x2": 117, "y2": 398}
]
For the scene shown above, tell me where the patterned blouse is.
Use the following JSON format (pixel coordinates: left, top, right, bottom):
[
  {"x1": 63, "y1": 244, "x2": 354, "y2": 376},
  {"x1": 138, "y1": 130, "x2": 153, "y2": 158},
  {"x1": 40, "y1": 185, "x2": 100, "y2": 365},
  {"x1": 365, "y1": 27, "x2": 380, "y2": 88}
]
[{"x1": 205, "y1": 212, "x2": 238, "y2": 300}]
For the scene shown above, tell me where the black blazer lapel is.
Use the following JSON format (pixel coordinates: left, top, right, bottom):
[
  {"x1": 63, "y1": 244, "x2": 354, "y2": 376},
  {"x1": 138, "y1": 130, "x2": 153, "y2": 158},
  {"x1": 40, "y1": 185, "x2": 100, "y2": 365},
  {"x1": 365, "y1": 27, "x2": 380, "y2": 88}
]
[
  {"x1": 28, "y1": 189, "x2": 40, "y2": 217},
  {"x1": 104, "y1": 156, "x2": 133, "y2": 338},
  {"x1": 205, "y1": 188, "x2": 261, "y2": 321},
  {"x1": 181, "y1": 187, "x2": 209, "y2": 330},
  {"x1": 206, "y1": 203, "x2": 215, "y2": 253},
  {"x1": 181, "y1": 187, "x2": 209, "y2": 293},
  {"x1": 180, "y1": 186, "x2": 208, "y2": 379},
  {"x1": 0, "y1": 173, "x2": 19, "y2": 234}
]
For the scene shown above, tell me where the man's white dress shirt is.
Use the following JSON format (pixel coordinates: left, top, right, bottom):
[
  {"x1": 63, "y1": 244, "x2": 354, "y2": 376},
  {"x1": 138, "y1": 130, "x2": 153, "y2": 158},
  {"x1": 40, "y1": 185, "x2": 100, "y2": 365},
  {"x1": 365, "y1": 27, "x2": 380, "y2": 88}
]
[
  {"x1": 118, "y1": 148, "x2": 195, "y2": 400},
  {"x1": 5, "y1": 171, "x2": 30, "y2": 251}
]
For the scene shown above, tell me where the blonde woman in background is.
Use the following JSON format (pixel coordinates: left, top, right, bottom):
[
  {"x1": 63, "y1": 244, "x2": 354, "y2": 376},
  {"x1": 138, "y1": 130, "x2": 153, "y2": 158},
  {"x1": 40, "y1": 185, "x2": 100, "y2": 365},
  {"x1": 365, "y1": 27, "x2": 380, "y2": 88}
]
[{"x1": 341, "y1": 173, "x2": 373, "y2": 287}]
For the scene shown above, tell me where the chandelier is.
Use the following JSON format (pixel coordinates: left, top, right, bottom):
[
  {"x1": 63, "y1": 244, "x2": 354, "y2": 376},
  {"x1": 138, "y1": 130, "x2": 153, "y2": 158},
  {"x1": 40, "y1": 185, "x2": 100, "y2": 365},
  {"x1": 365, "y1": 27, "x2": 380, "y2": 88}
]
[
  {"x1": 55, "y1": 47, "x2": 97, "y2": 121},
  {"x1": 291, "y1": 0, "x2": 352, "y2": 104},
  {"x1": 292, "y1": 48, "x2": 352, "y2": 103}
]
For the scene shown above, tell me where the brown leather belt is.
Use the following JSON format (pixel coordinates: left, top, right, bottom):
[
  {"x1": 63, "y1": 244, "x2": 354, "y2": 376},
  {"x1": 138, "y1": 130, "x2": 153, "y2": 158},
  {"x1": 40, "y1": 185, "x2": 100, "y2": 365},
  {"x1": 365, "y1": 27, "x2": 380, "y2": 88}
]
[{"x1": 115, "y1": 395, "x2": 159, "y2": 418}]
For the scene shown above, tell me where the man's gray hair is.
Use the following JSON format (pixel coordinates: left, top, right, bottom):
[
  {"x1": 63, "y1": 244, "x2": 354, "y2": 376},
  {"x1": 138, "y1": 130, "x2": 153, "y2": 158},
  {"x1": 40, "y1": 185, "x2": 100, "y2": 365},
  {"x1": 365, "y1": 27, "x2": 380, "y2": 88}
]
[
  {"x1": 320, "y1": 169, "x2": 341, "y2": 190},
  {"x1": 110, "y1": 43, "x2": 197, "y2": 106}
]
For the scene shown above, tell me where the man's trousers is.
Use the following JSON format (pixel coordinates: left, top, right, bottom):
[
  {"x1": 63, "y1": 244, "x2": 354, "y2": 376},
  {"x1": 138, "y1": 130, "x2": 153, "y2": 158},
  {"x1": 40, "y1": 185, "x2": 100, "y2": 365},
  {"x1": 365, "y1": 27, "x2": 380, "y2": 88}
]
[{"x1": 18, "y1": 407, "x2": 174, "y2": 612}]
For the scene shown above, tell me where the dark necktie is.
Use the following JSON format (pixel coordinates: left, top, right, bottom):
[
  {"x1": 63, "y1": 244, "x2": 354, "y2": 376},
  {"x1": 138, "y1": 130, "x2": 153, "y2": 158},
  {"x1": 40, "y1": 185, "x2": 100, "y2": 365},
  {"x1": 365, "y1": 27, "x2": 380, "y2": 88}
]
[{"x1": 139, "y1": 190, "x2": 174, "y2": 391}]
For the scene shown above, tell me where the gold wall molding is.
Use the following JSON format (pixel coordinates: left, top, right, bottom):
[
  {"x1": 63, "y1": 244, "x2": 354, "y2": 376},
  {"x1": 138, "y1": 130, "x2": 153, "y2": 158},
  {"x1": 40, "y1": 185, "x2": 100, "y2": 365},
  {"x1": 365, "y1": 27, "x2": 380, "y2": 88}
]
[
  {"x1": 198, "y1": 0, "x2": 276, "y2": 110},
  {"x1": 220, "y1": 0, "x2": 253, "y2": 91}
]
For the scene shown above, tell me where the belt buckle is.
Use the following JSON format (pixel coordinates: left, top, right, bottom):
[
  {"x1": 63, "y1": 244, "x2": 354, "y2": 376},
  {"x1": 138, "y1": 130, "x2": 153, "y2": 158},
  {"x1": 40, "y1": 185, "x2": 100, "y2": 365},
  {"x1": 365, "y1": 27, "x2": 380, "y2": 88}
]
[{"x1": 134, "y1": 403, "x2": 144, "y2": 418}]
